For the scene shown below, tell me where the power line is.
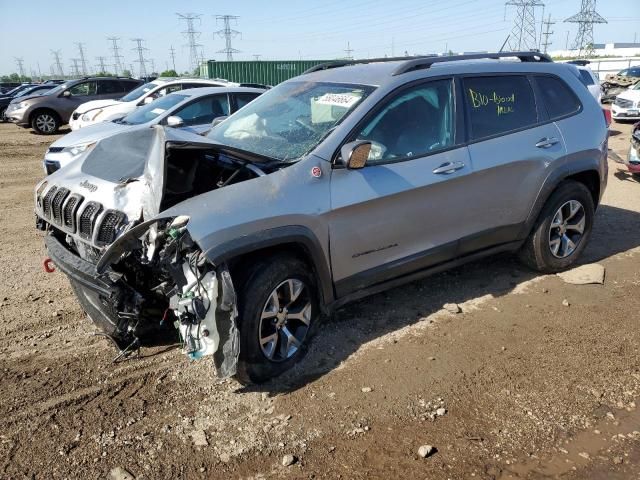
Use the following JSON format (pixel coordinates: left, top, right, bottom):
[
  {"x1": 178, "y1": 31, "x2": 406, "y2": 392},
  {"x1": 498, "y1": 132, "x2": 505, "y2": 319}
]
[
  {"x1": 75, "y1": 42, "x2": 89, "y2": 76},
  {"x1": 505, "y1": 0, "x2": 545, "y2": 51},
  {"x1": 541, "y1": 14, "x2": 555, "y2": 53},
  {"x1": 107, "y1": 37, "x2": 125, "y2": 75},
  {"x1": 169, "y1": 45, "x2": 177, "y2": 71},
  {"x1": 177, "y1": 13, "x2": 203, "y2": 71},
  {"x1": 215, "y1": 15, "x2": 241, "y2": 61},
  {"x1": 14, "y1": 57, "x2": 25, "y2": 80},
  {"x1": 96, "y1": 56, "x2": 108, "y2": 73},
  {"x1": 51, "y1": 50, "x2": 64, "y2": 78},
  {"x1": 131, "y1": 38, "x2": 149, "y2": 78},
  {"x1": 564, "y1": 0, "x2": 607, "y2": 58}
]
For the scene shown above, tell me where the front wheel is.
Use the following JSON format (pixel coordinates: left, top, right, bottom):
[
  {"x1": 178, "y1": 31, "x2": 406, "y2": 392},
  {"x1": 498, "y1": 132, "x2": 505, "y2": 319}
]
[
  {"x1": 235, "y1": 255, "x2": 320, "y2": 384},
  {"x1": 518, "y1": 180, "x2": 595, "y2": 273},
  {"x1": 31, "y1": 111, "x2": 60, "y2": 134}
]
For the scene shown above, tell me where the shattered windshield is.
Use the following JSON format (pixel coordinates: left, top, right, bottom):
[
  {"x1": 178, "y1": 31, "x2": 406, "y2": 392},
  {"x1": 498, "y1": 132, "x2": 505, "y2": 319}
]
[{"x1": 207, "y1": 81, "x2": 375, "y2": 162}]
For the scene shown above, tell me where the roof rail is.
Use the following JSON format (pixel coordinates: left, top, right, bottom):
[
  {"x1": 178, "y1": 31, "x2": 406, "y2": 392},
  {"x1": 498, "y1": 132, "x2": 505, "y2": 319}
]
[
  {"x1": 303, "y1": 51, "x2": 552, "y2": 76},
  {"x1": 392, "y1": 51, "x2": 552, "y2": 76},
  {"x1": 303, "y1": 56, "x2": 431, "y2": 74}
]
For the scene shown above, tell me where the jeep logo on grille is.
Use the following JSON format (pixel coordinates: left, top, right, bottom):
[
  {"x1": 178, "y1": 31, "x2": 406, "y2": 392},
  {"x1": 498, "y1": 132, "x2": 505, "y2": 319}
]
[{"x1": 79, "y1": 180, "x2": 98, "y2": 192}]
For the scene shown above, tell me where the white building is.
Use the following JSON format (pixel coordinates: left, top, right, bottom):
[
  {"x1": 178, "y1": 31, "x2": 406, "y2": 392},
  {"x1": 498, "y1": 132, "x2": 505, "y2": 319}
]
[{"x1": 550, "y1": 42, "x2": 640, "y2": 58}]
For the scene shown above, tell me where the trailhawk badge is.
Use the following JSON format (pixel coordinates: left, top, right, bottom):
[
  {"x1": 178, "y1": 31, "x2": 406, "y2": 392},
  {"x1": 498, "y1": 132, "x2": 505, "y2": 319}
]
[{"x1": 311, "y1": 166, "x2": 322, "y2": 178}]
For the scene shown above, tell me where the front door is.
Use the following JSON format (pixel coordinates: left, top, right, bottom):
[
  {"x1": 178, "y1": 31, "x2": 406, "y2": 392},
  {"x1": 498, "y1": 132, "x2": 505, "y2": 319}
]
[{"x1": 329, "y1": 78, "x2": 478, "y2": 296}]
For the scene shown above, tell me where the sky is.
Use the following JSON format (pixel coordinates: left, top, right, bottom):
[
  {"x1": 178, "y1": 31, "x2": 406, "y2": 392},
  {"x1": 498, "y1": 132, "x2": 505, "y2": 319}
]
[{"x1": 0, "y1": 0, "x2": 638, "y2": 77}]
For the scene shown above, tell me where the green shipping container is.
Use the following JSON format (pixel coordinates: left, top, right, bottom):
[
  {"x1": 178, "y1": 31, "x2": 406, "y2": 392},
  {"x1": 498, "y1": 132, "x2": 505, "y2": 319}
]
[{"x1": 200, "y1": 60, "x2": 335, "y2": 86}]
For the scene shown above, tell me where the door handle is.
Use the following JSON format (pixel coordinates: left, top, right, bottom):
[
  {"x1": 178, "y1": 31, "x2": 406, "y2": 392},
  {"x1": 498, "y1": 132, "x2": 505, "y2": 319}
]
[
  {"x1": 535, "y1": 137, "x2": 559, "y2": 148},
  {"x1": 432, "y1": 161, "x2": 465, "y2": 174}
]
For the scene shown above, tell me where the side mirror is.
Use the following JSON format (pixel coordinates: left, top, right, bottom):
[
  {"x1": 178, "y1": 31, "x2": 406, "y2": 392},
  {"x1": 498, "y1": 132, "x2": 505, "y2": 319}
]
[
  {"x1": 62, "y1": 90, "x2": 71, "y2": 98},
  {"x1": 339, "y1": 140, "x2": 371, "y2": 169},
  {"x1": 143, "y1": 96, "x2": 154, "y2": 105},
  {"x1": 211, "y1": 115, "x2": 228, "y2": 127},
  {"x1": 166, "y1": 115, "x2": 184, "y2": 127}
]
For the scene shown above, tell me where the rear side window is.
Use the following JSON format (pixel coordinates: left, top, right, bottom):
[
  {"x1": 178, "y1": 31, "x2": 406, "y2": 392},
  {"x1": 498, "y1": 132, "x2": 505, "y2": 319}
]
[
  {"x1": 97, "y1": 80, "x2": 122, "y2": 94},
  {"x1": 534, "y1": 76, "x2": 582, "y2": 119},
  {"x1": 463, "y1": 76, "x2": 537, "y2": 140},
  {"x1": 235, "y1": 92, "x2": 261, "y2": 110},
  {"x1": 578, "y1": 70, "x2": 595, "y2": 86}
]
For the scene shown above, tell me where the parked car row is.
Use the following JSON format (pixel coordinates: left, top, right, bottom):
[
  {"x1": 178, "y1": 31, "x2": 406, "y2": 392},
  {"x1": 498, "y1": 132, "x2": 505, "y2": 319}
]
[
  {"x1": 0, "y1": 83, "x2": 58, "y2": 121},
  {"x1": 35, "y1": 52, "x2": 609, "y2": 384}
]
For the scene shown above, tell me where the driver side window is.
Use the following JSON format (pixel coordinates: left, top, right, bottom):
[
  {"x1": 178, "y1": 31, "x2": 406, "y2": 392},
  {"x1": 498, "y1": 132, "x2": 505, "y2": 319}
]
[
  {"x1": 174, "y1": 95, "x2": 230, "y2": 126},
  {"x1": 355, "y1": 79, "x2": 455, "y2": 165},
  {"x1": 68, "y1": 81, "x2": 97, "y2": 96}
]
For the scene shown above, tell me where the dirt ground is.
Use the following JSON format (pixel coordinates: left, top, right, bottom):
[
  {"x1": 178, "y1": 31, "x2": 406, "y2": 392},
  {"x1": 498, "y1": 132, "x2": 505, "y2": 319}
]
[{"x1": 0, "y1": 118, "x2": 639, "y2": 480}]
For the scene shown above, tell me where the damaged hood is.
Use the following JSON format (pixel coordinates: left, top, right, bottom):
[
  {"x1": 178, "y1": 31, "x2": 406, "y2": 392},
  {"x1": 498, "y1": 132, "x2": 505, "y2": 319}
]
[
  {"x1": 74, "y1": 99, "x2": 125, "y2": 115},
  {"x1": 36, "y1": 126, "x2": 224, "y2": 248}
]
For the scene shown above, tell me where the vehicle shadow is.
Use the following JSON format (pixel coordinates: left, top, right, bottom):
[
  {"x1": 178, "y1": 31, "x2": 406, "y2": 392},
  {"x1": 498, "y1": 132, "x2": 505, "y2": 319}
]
[
  {"x1": 613, "y1": 169, "x2": 640, "y2": 184},
  {"x1": 240, "y1": 204, "x2": 640, "y2": 395}
]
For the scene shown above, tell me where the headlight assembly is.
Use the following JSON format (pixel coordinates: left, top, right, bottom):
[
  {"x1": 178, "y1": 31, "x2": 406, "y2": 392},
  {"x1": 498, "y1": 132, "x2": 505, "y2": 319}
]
[
  {"x1": 81, "y1": 109, "x2": 103, "y2": 122},
  {"x1": 62, "y1": 142, "x2": 97, "y2": 157}
]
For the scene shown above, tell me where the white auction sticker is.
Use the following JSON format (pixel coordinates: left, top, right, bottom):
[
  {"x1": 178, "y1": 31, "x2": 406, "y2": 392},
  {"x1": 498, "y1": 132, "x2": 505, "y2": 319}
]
[
  {"x1": 151, "y1": 108, "x2": 166, "y2": 115},
  {"x1": 315, "y1": 93, "x2": 361, "y2": 108}
]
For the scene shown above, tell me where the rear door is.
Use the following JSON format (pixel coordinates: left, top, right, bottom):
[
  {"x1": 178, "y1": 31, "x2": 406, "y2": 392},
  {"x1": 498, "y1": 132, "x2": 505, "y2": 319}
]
[
  {"x1": 459, "y1": 74, "x2": 566, "y2": 254},
  {"x1": 329, "y1": 78, "x2": 478, "y2": 295}
]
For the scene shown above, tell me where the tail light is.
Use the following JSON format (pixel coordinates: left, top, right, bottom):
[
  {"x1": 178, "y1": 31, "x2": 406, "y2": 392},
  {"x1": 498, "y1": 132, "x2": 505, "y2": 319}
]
[{"x1": 603, "y1": 108, "x2": 611, "y2": 127}]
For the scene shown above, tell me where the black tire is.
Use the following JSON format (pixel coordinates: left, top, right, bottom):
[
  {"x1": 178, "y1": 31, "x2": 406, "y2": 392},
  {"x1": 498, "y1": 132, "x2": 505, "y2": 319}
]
[
  {"x1": 0, "y1": 107, "x2": 6, "y2": 123},
  {"x1": 31, "y1": 110, "x2": 60, "y2": 134},
  {"x1": 69, "y1": 279, "x2": 131, "y2": 349},
  {"x1": 234, "y1": 255, "x2": 320, "y2": 385},
  {"x1": 518, "y1": 180, "x2": 594, "y2": 273}
]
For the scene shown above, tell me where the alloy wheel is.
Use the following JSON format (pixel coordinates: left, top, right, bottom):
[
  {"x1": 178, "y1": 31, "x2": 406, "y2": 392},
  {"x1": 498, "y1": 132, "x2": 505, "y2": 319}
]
[
  {"x1": 258, "y1": 278, "x2": 312, "y2": 362},
  {"x1": 548, "y1": 199, "x2": 586, "y2": 258},
  {"x1": 36, "y1": 114, "x2": 56, "y2": 133}
]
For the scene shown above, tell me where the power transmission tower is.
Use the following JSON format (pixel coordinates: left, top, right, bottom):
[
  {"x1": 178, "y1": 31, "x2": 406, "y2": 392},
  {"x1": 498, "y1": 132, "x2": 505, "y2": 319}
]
[
  {"x1": 70, "y1": 58, "x2": 82, "y2": 78},
  {"x1": 107, "y1": 37, "x2": 125, "y2": 75},
  {"x1": 505, "y1": 0, "x2": 545, "y2": 51},
  {"x1": 75, "y1": 42, "x2": 89, "y2": 75},
  {"x1": 177, "y1": 13, "x2": 203, "y2": 71},
  {"x1": 564, "y1": 0, "x2": 607, "y2": 58},
  {"x1": 96, "y1": 56, "x2": 108, "y2": 74},
  {"x1": 169, "y1": 45, "x2": 177, "y2": 71},
  {"x1": 344, "y1": 42, "x2": 354, "y2": 60},
  {"x1": 14, "y1": 57, "x2": 25, "y2": 80},
  {"x1": 51, "y1": 50, "x2": 64, "y2": 77},
  {"x1": 215, "y1": 15, "x2": 241, "y2": 61},
  {"x1": 150, "y1": 58, "x2": 156, "y2": 74},
  {"x1": 131, "y1": 38, "x2": 149, "y2": 78},
  {"x1": 253, "y1": 54, "x2": 262, "y2": 60},
  {"x1": 541, "y1": 15, "x2": 555, "y2": 53}
]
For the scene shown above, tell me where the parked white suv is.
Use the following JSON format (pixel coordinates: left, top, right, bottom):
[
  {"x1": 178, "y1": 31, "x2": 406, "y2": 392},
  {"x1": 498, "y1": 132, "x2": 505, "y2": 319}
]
[
  {"x1": 68, "y1": 78, "x2": 236, "y2": 130},
  {"x1": 612, "y1": 82, "x2": 640, "y2": 121}
]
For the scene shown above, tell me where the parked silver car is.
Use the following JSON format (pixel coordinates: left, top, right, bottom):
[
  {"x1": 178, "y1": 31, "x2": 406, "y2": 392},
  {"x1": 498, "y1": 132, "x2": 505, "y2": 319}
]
[
  {"x1": 42, "y1": 86, "x2": 264, "y2": 174},
  {"x1": 35, "y1": 52, "x2": 608, "y2": 384}
]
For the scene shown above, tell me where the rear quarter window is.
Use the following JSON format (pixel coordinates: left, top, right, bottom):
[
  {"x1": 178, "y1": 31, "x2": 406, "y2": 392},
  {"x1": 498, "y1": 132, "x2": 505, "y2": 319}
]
[
  {"x1": 534, "y1": 75, "x2": 582, "y2": 119},
  {"x1": 578, "y1": 70, "x2": 595, "y2": 86},
  {"x1": 463, "y1": 75, "x2": 537, "y2": 140}
]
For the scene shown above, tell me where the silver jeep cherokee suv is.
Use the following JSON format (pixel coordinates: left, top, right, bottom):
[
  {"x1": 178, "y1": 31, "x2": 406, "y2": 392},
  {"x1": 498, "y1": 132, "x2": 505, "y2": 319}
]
[{"x1": 35, "y1": 52, "x2": 608, "y2": 384}]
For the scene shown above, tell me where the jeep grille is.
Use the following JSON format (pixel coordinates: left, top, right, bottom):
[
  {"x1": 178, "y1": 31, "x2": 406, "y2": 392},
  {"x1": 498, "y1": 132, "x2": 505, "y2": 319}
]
[
  {"x1": 51, "y1": 188, "x2": 70, "y2": 225},
  {"x1": 78, "y1": 202, "x2": 103, "y2": 240},
  {"x1": 96, "y1": 210, "x2": 126, "y2": 246}
]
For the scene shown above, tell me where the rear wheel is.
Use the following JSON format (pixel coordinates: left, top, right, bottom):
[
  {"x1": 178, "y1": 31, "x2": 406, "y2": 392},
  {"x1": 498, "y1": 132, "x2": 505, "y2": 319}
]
[
  {"x1": 518, "y1": 180, "x2": 594, "y2": 273},
  {"x1": 0, "y1": 106, "x2": 6, "y2": 123},
  {"x1": 31, "y1": 110, "x2": 60, "y2": 134},
  {"x1": 235, "y1": 255, "x2": 320, "y2": 384}
]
